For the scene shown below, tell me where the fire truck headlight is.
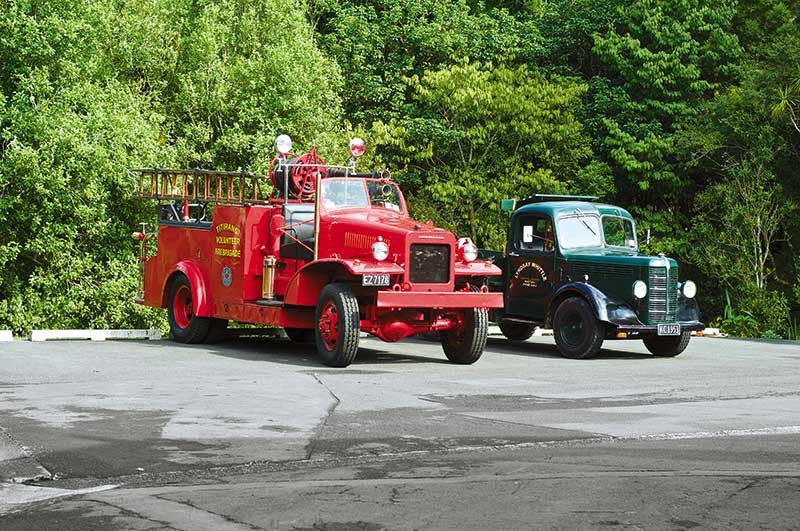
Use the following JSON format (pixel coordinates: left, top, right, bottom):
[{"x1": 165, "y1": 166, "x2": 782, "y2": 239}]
[
  {"x1": 632, "y1": 280, "x2": 648, "y2": 299},
  {"x1": 681, "y1": 280, "x2": 697, "y2": 299},
  {"x1": 457, "y1": 237, "x2": 478, "y2": 262},
  {"x1": 371, "y1": 240, "x2": 389, "y2": 261},
  {"x1": 349, "y1": 137, "x2": 366, "y2": 158},
  {"x1": 462, "y1": 243, "x2": 478, "y2": 262},
  {"x1": 276, "y1": 134, "x2": 292, "y2": 155}
]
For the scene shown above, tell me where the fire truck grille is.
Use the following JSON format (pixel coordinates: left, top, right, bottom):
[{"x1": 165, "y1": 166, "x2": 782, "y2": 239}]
[
  {"x1": 409, "y1": 244, "x2": 450, "y2": 284},
  {"x1": 647, "y1": 266, "x2": 678, "y2": 324}
]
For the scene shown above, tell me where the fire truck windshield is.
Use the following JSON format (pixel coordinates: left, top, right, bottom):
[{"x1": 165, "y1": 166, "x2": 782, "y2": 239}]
[{"x1": 321, "y1": 178, "x2": 404, "y2": 213}]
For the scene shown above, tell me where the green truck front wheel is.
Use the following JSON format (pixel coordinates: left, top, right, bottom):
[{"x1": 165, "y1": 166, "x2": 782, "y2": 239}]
[{"x1": 552, "y1": 297, "x2": 604, "y2": 359}]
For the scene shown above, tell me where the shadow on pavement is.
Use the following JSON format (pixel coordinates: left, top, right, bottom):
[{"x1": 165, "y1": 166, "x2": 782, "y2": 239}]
[
  {"x1": 195, "y1": 335, "x2": 449, "y2": 368},
  {"x1": 484, "y1": 337, "x2": 654, "y2": 360}
]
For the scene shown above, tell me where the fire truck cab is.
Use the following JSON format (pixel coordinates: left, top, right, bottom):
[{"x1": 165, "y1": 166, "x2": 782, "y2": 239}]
[{"x1": 132, "y1": 136, "x2": 503, "y2": 367}]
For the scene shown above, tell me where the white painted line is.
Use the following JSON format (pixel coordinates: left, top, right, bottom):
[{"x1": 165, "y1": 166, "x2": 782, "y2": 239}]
[
  {"x1": 0, "y1": 483, "x2": 117, "y2": 514},
  {"x1": 29, "y1": 329, "x2": 162, "y2": 342},
  {"x1": 635, "y1": 425, "x2": 800, "y2": 441},
  {"x1": 0, "y1": 330, "x2": 12, "y2": 342}
]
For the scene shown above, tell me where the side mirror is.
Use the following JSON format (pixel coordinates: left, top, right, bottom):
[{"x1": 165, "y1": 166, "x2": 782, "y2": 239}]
[{"x1": 500, "y1": 199, "x2": 516, "y2": 213}]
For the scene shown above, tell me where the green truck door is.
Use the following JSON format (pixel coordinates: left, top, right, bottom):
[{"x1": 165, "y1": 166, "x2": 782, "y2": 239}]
[{"x1": 506, "y1": 214, "x2": 555, "y2": 320}]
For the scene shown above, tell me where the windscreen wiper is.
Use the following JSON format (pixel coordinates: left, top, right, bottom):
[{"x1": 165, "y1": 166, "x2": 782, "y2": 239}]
[{"x1": 575, "y1": 208, "x2": 596, "y2": 235}]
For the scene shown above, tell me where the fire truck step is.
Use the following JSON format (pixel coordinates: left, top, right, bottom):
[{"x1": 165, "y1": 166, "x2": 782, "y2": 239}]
[{"x1": 255, "y1": 299, "x2": 285, "y2": 307}]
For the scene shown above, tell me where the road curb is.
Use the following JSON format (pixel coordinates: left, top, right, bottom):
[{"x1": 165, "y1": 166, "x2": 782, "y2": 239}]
[
  {"x1": 29, "y1": 329, "x2": 162, "y2": 342},
  {"x1": 695, "y1": 328, "x2": 721, "y2": 337}
]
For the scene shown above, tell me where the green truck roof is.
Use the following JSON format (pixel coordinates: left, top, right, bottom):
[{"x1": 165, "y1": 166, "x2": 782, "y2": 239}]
[{"x1": 515, "y1": 201, "x2": 634, "y2": 221}]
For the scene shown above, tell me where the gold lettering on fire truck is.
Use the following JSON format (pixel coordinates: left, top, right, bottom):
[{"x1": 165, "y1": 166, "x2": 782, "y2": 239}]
[
  {"x1": 215, "y1": 223, "x2": 241, "y2": 235},
  {"x1": 214, "y1": 223, "x2": 241, "y2": 258},
  {"x1": 513, "y1": 262, "x2": 548, "y2": 288}
]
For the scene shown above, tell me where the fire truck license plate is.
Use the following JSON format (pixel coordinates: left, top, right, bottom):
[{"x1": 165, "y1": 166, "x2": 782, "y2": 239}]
[
  {"x1": 657, "y1": 324, "x2": 681, "y2": 336},
  {"x1": 362, "y1": 274, "x2": 391, "y2": 287}
]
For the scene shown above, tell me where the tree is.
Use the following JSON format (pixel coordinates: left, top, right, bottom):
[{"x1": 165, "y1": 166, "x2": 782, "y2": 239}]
[
  {"x1": 312, "y1": 0, "x2": 524, "y2": 126},
  {"x1": 592, "y1": 0, "x2": 742, "y2": 199},
  {"x1": 372, "y1": 63, "x2": 591, "y2": 248},
  {"x1": 0, "y1": 0, "x2": 344, "y2": 334},
  {"x1": 692, "y1": 161, "x2": 792, "y2": 291}
]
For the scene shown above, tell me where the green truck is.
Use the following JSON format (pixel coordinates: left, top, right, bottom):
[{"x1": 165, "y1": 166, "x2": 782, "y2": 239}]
[{"x1": 484, "y1": 195, "x2": 704, "y2": 359}]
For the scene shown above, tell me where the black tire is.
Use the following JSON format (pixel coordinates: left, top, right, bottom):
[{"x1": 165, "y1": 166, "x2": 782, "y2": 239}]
[
  {"x1": 205, "y1": 318, "x2": 229, "y2": 343},
  {"x1": 552, "y1": 297, "x2": 604, "y2": 359},
  {"x1": 314, "y1": 283, "x2": 360, "y2": 367},
  {"x1": 440, "y1": 287, "x2": 489, "y2": 364},
  {"x1": 285, "y1": 327, "x2": 314, "y2": 343},
  {"x1": 167, "y1": 274, "x2": 211, "y2": 344},
  {"x1": 499, "y1": 320, "x2": 537, "y2": 341},
  {"x1": 643, "y1": 331, "x2": 691, "y2": 357}
]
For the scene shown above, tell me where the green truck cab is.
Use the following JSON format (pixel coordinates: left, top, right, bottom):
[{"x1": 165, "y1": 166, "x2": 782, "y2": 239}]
[{"x1": 485, "y1": 195, "x2": 704, "y2": 358}]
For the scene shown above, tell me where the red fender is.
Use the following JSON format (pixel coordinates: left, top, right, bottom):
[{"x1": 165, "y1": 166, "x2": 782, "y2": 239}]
[
  {"x1": 283, "y1": 258, "x2": 405, "y2": 306},
  {"x1": 162, "y1": 260, "x2": 212, "y2": 317}
]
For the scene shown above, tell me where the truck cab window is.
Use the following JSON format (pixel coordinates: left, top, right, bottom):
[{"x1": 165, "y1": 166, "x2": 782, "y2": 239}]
[
  {"x1": 515, "y1": 216, "x2": 554, "y2": 253},
  {"x1": 320, "y1": 179, "x2": 369, "y2": 210},
  {"x1": 602, "y1": 216, "x2": 637, "y2": 249}
]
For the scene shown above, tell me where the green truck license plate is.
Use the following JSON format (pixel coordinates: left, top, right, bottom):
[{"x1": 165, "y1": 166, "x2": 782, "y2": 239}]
[{"x1": 657, "y1": 324, "x2": 680, "y2": 336}]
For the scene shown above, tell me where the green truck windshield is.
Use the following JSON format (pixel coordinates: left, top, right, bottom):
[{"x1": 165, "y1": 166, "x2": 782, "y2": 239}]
[
  {"x1": 557, "y1": 215, "x2": 602, "y2": 249},
  {"x1": 602, "y1": 216, "x2": 637, "y2": 249}
]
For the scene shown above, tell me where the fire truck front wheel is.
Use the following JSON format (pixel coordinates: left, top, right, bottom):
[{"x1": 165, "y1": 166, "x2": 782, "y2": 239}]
[
  {"x1": 315, "y1": 283, "x2": 360, "y2": 367},
  {"x1": 440, "y1": 299, "x2": 489, "y2": 364},
  {"x1": 167, "y1": 274, "x2": 211, "y2": 344}
]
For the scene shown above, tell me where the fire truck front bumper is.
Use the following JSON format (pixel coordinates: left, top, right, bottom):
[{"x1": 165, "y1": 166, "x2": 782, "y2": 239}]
[{"x1": 376, "y1": 290, "x2": 504, "y2": 309}]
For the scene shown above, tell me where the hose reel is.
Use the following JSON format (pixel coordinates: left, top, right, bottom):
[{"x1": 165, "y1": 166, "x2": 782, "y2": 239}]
[{"x1": 269, "y1": 147, "x2": 326, "y2": 201}]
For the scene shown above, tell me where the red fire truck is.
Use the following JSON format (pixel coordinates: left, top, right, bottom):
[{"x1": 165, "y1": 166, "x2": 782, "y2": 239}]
[{"x1": 132, "y1": 136, "x2": 503, "y2": 367}]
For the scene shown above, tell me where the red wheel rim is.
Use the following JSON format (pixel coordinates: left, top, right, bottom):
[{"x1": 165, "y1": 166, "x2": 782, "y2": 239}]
[
  {"x1": 318, "y1": 301, "x2": 339, "y2": 350},
  {"x1": 172, "y1": 285, "x2": 193, "y2": 329}
]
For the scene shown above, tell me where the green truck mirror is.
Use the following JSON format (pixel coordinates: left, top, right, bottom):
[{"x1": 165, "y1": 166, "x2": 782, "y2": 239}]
[{"x1": 500, "y1": 199, "x2": 516, "y2": 213}]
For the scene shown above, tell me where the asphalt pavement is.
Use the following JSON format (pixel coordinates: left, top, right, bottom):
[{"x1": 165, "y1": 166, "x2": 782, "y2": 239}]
[{"x1": 1, "y1": 333, "x2": 798, "y2": 529}]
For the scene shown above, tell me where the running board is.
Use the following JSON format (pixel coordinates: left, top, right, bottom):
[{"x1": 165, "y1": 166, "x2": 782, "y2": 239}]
[
  {"x1": 255, "y1": 299, "x2": 284, "y2": 307},
  {"x1": 501, "y1": 316, "x2": 538, "y2": 325}
]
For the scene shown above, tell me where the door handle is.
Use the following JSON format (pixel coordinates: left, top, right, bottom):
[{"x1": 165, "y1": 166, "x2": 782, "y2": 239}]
[{"x1": 508, "y1": 252, "x2": 519, "y2": 257}]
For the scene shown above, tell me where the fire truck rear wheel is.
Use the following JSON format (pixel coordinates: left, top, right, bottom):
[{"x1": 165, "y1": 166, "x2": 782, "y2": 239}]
[
  {"x1": 440, "y1": 288, "x2": 488, "y2": 365},
  {"x1": 315, "y1": 283, "x2": 360, "y2": 367},
  {"x1": 499, "y1": 320, "x2": 537, "y2": 341},
  {"x1": 167, "y1": 274, "x2": 211, "y2": 344}
]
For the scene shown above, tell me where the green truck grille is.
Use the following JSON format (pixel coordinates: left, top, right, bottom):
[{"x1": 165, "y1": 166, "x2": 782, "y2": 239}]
[{"x1": 647, "y1": 267, "x2": 678, "y2": 324}]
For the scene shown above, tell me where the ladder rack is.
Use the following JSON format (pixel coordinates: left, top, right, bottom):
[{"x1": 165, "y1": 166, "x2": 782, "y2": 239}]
[{"x1": 130, "y1": 168, "x2": 273, "y2": 205}]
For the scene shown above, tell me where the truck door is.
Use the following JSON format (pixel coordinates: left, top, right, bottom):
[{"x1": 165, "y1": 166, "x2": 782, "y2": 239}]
[{"x1": 506, "y1": 214, "x2": 555, "y2": 320}]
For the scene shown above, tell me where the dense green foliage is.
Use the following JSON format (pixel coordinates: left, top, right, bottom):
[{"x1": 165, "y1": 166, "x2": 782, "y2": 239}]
[
  {"x1": 1, "y1": 0, "x2": 798, "y2": 338},
  {"x1": 0, "y1": 0, "x2": 342, "y2": 334}
]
